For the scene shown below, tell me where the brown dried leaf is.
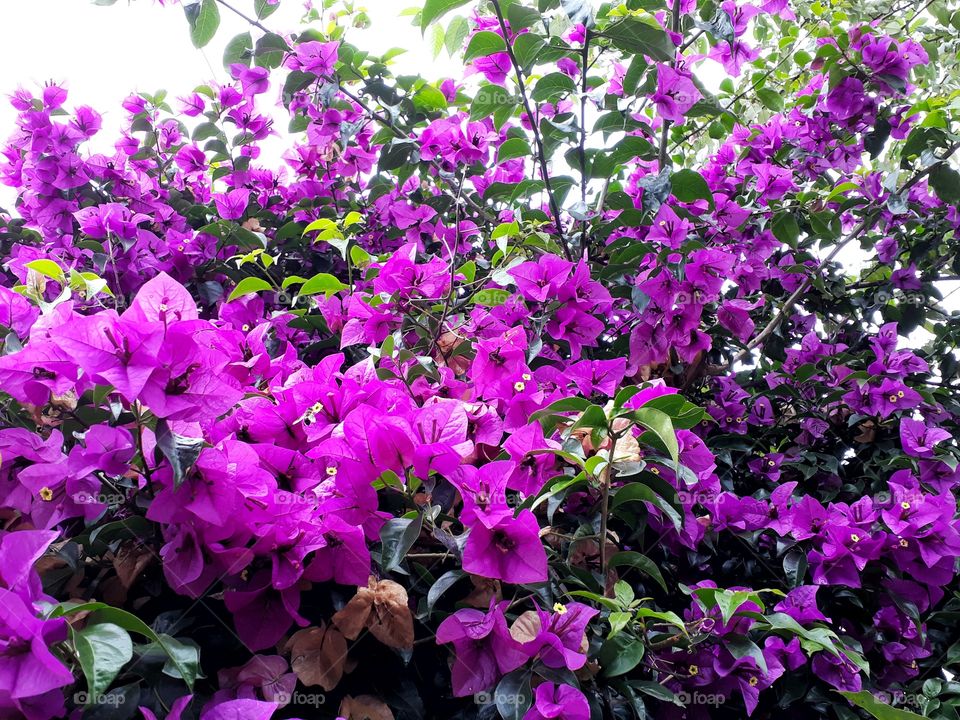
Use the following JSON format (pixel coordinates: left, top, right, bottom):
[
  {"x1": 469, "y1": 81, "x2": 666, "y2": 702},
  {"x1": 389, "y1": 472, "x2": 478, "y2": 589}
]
[
  {"x1": 339, "y1": 695, "x2": 395, "y2": 720},
  {"x1": 854, "y1": 420, "x2": 877, "y2": 444},
  {"x1": 509, "y1": 610, "x2": 542, "y2": 644},
  {"x1": 332, "y1": 582, "x2": 374, "y2": 641},
  {"x1": 113, "y1": 542, "x2": 154, "y2": 589},
  {"x1": 368, "y1": 579, "x2": 413, "y2": 650},
  {"x1": 284, "y1": 623, "x2": 347, "y2": 691},
  {"x1": 332, "y1": 577, "x2": 414, "y2": 650},
  {"x1": 462, "y1": 574, "x2": 501, "y2": 608}
]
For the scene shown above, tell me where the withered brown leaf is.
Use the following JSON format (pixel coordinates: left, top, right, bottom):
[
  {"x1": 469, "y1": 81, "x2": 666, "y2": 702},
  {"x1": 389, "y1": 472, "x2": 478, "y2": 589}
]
[
  {"x1": 332, "y1": 576, "x2": 414, "y2": 650},
  {"x1": 284, "y1": 623, "x2": 347, "y2": 691},
  {"x1": 339, "y1": 694, "x2": 395, "y2": 720}
]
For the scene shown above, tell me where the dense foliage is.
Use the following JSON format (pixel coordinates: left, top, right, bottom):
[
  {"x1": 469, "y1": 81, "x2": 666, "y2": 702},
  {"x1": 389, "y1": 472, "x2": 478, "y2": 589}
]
[{"x1": 3, "y1": 0, "x2": 960, "y2": 718}]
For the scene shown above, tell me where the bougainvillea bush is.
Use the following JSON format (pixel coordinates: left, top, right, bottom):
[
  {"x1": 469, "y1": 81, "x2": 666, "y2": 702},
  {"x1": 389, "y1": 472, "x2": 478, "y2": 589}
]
[{"x1": 3, "y1": 0, "x2": 960, "y2": 717}]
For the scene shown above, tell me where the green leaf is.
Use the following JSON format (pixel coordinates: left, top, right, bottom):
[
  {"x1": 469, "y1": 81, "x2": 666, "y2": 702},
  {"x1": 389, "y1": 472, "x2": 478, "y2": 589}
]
[
  {"x1": 155, "y1": 419, "x2": 204, "y2": 489},
  {"x1": 603, "y1": 18, "x2": 674, "y2": 61},
  {"x1": 472, "y1": 288, "x2": 513, "y2": 306},
  {"x1": 771, "y1": 211, "x2": 801, "y2": 246},
  {"x1": 223, "y1": 31, "x2": 253, "y2": 71},
  {"x1": 756, "y1": 87, "x2": 785, "y2": 112},
  {"x1": 188, "y1": 0, "x2": 220, "y2": 48},
  {"x1": 600, "y1": 633, "x2": 645, "y2": 676},
  {"x1": 49, "y1": 603, "x2": 198, "y2": 690},
  {"x1": 421, "y1": 0, "x2": 472, "y2": 31},
  {"x1": 608, "y1": 611, "x2": 633, "y2": 637},
  {"x1": 497, "y1": 137, "x2": 532, "y2": 163},
  {"x1": 254, "y1": 0, "x2": 280, "y2": 19},
  {"x1": 495, "y1": 669, "x2": 533, "y2": 720},
  {"x1": 837, "y1": 691, "x2": 927, "y2": 719},
  {"x1": 470, "y1": 84, "x2": 514, "y2": 123},
  {"x1": 379, "y1": 514, "x2": 424, "y2": 574},
  {"x1": 930, "y1": 164, "x2": 960, "y2": 206},
  {"x1": 670, "y1": 169, "x2": 714, "y2": 208},
  {"x1": 531, "y1": 72, "x2": 577, "y2": 102},
  {"x1": 508, "y1": 4, "x2": 542, "y2": 30},
  {"x1": 445, "y1": 16, "x2": 470, "y2": 56},
  {"x1": 26, "y1": 259, "x2": 66, "y2": 284},
  {"x1": 609, "y1": 551, "x2": 667, "y2": 592},
  {"x1": 529, "y1": 396, "x2": 591, "y2": 421},
  {"x1": 622, "y1": 54, "x2": 648, "y2": 96},
  {"x1": 255, "y1": 32, "x2": 290, "y2": 69},
  {"x1": 630, "y1": 407, "x2": 679, "y2": 463},
  {"x1": 74, "y1": 623, "x2": 133, "y2": 702},
  {"x1": 227, "y1": 276, "x2": 273, "y2": 302},
  {"x1": 513, "y1": 33, "x2": 546, "y2": 69},
  {"x1": 414, "y1": 84, "x2": 448, "y2": 112},
  {"x1": 463, "y1": 30, "x2": 506, "y2": 61},
  {"x1": 714, "y1": 589, "x2": 757, "y2": 625},
  {"x1": 611, "y1": 482, "x2": 683, "y2": 529},
  {"x1": 299, "y1": 272, "x2": 348, "y2": 298}
]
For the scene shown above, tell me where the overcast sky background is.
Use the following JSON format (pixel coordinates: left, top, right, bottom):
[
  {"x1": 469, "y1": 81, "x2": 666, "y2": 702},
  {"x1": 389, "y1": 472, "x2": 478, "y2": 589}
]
[
  {"x1": 1, "y1": 0, "x2": 955, "y2": 322},
  {"x1": 0, "y1": 0, "x2": 449, "y2": 145}
]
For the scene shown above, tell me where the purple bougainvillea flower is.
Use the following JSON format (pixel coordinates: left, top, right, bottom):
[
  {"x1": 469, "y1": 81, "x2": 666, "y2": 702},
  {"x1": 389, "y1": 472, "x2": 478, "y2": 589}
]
[
  {"x1": 199, "y1": 698, "x2": 279, "y2": 720},
  {"x1": 214, "y1": 188, "x2": 252, "y2": 220},
  {"x1": 462, "y1": 509, "x2": 548, "y2": 584},
  {"x1": 436, "y1": 601, "x2": 527, "y2": 696},
  {"x1": 899, "y1": 418, "x2": 950, "y2": 458},
  {"x1": 285, "y1": 41, "x2": 339, "y2": 77},
  {"x1": 650, "y1": 64, "x2": 701, "y2": 125},
  {"x1": 0, "y1": 589, "x2": 74, "y2": 701},
  {"x1": 140, "y1": 695, "x2": 193, "y2": 720},
  {"x1": 523, "y1": 683, "x2": 590, "y2": 720}
]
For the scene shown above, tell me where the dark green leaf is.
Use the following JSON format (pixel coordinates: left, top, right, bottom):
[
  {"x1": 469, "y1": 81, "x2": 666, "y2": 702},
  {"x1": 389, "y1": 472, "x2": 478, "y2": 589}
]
[
  {"x1": 75, "y1": 623, "x2": 133, "y2": 702},
  {"x1": 670, "y1": 168, "x2": 713, "y2": 207},
  {"x1": 421, "y1": 0, "x2": 472, "y2": 31},
  {"x1": 494, "y1": 669, "x2": 533, "y2": 720},
  {"x1": 531, "y1": 72, "x2": 577, "y2": 102},
  {"x1": 930, "y1": 164, "x2": 960, "y2": 206},
  {"x1": 609, "y1": 551, "x2": 667, "y2": 592},
  {"x1": 188, "y1": 0, "x2": 220, "y2": 48},
  {"x1": 603, "y1": 18, "x2": 674, "y2": 61},
  {"x1": 223, "y1": 31, "x2": 253, "y2": 71},
  {"x1": 463, "y1": 30, "x2": 506, "y2": 61},
  {"x1": 155, "y1": 419, "x2": 204, "y2": 488},
  {"x1": 600, "y1": 633, "x2": 645, "y2": 676},
  {"x1": 380, "y1": 514, "x2": 424, "y2": 574}
]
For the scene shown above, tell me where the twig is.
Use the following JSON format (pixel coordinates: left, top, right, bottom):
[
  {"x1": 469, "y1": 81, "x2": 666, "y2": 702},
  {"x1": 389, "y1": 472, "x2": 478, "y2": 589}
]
[
  {"x1": 213, "y1": 0, "x2": 270, "y2": 33},
  {"x1": 578, "y1": 29, "x2": 591, "y2": 257},
  {"x1": 658, "y1": 0, "x2": 684, "y2": 169},
  {"x1": 599, "y1": 432, "x2": 620, "y2": 598},
  {"x1": 731, "y1": 141, "x2": 960, "y2": 367},
  {"x1": 490, "y1": 0, "x2": 573, "y2": 261}
]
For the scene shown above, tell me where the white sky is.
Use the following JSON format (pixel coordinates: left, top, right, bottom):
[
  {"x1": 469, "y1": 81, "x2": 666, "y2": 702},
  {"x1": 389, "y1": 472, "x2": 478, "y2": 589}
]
[
  {"x1": 0, "y1": 1, "x2": 953, "y2": 327},
  {"x1": 0, "y1": 0, "x2": 453, "y2": 145}
]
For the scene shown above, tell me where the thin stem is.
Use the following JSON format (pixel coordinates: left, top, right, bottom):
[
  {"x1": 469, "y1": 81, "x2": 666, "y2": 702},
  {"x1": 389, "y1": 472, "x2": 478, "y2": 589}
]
[
  {"x1": 598, "y1": 431, "x2": 620, "y2": 598},
  {"x1": 213, "y1": 0, "x2": 270, "y2": 32},
  {"x1": 578, "y1": 29, "x2": 591, "y2": 257},
  {"x1": 658, "y1": 0, "x2": 684, "y2": 169},
  {"x1": 731, "y1": 141, "x2": 960, "y2": 367},
  {"x1": 490, "y1": 0, "x2": 572, "y2": 261}
]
